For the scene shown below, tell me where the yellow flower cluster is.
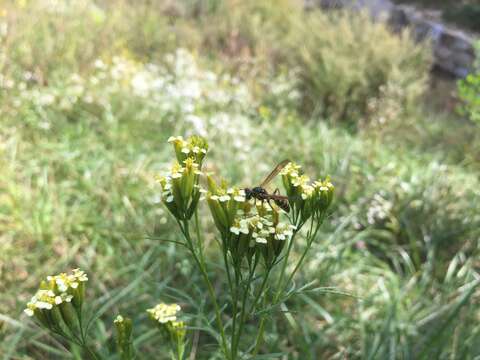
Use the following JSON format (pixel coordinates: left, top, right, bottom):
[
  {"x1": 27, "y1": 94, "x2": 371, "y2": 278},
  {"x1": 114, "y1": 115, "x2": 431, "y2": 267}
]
[
  {"x1": 281, "y1": 162, "x2": 334, "y2": 224},
  {"x1": 157, "y1": 135, "x2": 209, "y2": 221},
  {"x1": 147, "y1": 303, "x2": 181, "y2": 324},
  {"x1": 24, "y1": 269, "x2": 88, "y2": 332},
  {"x1": 168, "y1": 135, "x2": 208, "y2": 166},
  {"x1": 147, "y1": 303, "x2": 186, "y2": 345}
]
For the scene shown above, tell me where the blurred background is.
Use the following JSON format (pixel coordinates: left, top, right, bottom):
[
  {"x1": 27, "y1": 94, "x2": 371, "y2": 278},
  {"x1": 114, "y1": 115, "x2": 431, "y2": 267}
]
[{"x1": 0, "y1": 0, "x2": 479, "y2": 358}]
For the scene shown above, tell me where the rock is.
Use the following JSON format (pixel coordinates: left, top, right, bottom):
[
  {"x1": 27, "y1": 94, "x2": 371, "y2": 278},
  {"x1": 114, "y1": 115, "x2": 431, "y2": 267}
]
[{"x1": 309, "y1": 0, "x2": 478, "y2": 78}]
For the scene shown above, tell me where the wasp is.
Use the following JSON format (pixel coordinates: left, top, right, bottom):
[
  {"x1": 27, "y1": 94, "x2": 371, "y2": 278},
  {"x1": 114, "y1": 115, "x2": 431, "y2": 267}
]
[{"x1": 244, "y1": 159, "x2": 291, "y2": 213}]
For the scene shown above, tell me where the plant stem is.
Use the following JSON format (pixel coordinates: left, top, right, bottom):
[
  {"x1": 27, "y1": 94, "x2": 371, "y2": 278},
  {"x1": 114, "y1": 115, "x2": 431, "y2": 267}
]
[
  {"x1": 252, "y1": 215, "x2": 322, "y2": 354},
  {"x1": 178, "y1": 219, "x2": 231, "y2": 360},
  {"x1": 230, "y1": 266, "x2": 240, "y2": 360},
  {"x1": 77, "y1": 309, "x2": 101, "y2": 360},
  {"x1": 252, "y1": 296, "x2": 267, "y2": 356},
  {"x1": 232, "y1": 262, "x2": 256, "y2": 359},
  {"x1": 248, "y1": 267, "x2": 271, "y2": 315},
  {"x1": 177, "y1": 340, "x2": 185, "y2": 360},
  {"x1": 280, "y1": 220, "x2": 321, "y2": 296},
  {"x1": 274, "y1": 228, "x2": 300, "y2": 303}
]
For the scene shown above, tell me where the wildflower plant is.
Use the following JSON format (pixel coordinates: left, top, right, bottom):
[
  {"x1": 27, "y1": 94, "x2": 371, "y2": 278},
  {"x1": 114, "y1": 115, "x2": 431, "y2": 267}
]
[
  {"x1": 23, "y1": 135, "x2": 333, "y2": 360},
  {"x1": 157, "y1": 135, "x2": 334, "y2": 359}
]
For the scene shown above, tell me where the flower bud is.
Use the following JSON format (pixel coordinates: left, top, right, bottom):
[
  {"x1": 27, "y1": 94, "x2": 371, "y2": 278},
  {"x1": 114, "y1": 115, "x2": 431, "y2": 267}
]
[
  {"x1": 59, "y1": 295, "x2": 78, "y2": 332},
  {"x1": 169, "y1": 320, "x2": 186, "y2": 344},
  {"x1": 114, "y1": 315, "x2": 134, "y2": 360},
  {"x1": 168, "y1": 135, "x2": 208, "y2": 167},
  {"x1": 312, "y1": 179, "x2": 335, "y2": 217},
  {"x1": 206, "y1": 178, "x2": 247, "y2": 236},
  {"x1": 158, "y1": 159, "x2": 203, "y2": 220}
]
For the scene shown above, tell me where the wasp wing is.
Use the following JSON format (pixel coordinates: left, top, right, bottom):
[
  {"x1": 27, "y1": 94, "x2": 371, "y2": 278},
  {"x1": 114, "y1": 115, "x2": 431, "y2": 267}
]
[
  {"x1": 259, "y1": 159, "x2": 291, "y2": 188},
  {"x1": 266, "y1": 193, "x2": 289, "y2": 201}
]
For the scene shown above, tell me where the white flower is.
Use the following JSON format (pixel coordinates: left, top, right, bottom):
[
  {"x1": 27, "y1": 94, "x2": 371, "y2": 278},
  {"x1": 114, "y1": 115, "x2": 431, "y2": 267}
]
[
  {"x1": 255, "y1": 237, "x2": 267, "y2": 244},
  {"x1": 230, "y1": 226, "x2": 241, "y2": 235}
]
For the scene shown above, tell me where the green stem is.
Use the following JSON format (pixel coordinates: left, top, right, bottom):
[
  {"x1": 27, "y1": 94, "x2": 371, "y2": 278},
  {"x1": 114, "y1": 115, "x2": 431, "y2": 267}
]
[
  {"x1": 248, "y1": 267, "x2": 271, "y2": 315},
  {"x1": 280, "y1": 220, "x2": 321, "y2": 297},
  {"x1": 250, "y1": 227, "x2": 299, "y2": 356},
  {"x1": 77, "y1": 309, "x2": 101, "y2": 360},
  {"x1": 194, "y1": 210, "x2": 203, "y2": 257},
  {"x1": 224, "y1": 251, "x2": 234, "y2": 295},
  {"x1": 274, "y1": 228, "x2": 300, "y2": 303},
  {"x1": 83, "y1": 345, "x2": 101, "y2": 360},
  {"x1": 232, "y1": 262, "x2": 256, "y2": 359},
  {"x1": 178, "y1": 219, "x2": 231, "y2": 360},
  {"x1": 230, "y1": 266, "x2": 240, "y2": 360},
  {"x1": 176, "y1": 339, "x2": 185, "y2": 360},
  {"x1": 252, "y1": 215, "x2": 320, "y2": 355},
  {"x1": 252, "y1": 296, "x2": 267, "y2": 355}
]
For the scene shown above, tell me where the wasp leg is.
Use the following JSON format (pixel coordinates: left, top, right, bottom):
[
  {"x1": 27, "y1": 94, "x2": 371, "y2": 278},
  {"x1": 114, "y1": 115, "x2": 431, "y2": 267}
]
[{"x1": 267, "y1": 199, "x2": 276, "y2": 211}]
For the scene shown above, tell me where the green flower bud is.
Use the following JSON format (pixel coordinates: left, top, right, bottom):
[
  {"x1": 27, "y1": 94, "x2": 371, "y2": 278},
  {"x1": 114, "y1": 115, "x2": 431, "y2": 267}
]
[
  {"x1": 158, "y1": 159, "x2": 203, "y2": 220},
  {"x1": 312, "y1": 179, "x2": 335, "y2": 218},
  {"x1": 59, "y1": 296, "x2": 78, "y2": 332},
  {"x1": 168, "y1": 135, "x2": 208, "y2": 167},
  {"x1": 169, "y1": 320, "x2": 186, "y2": 344},
  {"x1": 206, "y1": 179, "x2": 247, "y2": 236},
  {"x1": 114, "y1": 315, "x2": 134, "y2": 360}
]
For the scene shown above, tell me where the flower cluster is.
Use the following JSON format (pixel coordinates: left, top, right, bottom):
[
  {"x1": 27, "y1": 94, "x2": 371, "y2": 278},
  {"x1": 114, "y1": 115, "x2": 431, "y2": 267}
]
[
  {"x1": 229, "y1": 212, "x2": 295, "y2": 267},
  {"x1": 206, "y1": 174, "x2": 295, "y2": 267},
  {"x1": 168, "y1": 135, "x2": 208, "y2": 166},
  {"x1": 206, "y1": 178, "x2": 248, "y2": 236},
  {"x1": 157, "y1": 136, "x2": 208, "y2": 220},
  {"x1": 147, "y1": 303, "x2": 181, "y2": 324},
  {"x1": 281, "y1": 162, "x2": 334, "y2": 225},
  {"x1": 147, "y1": 303, "x2": 186, "y2": 350},
  {"x1": 24, "y1": 269, "x2": 88, "y2": 333}
]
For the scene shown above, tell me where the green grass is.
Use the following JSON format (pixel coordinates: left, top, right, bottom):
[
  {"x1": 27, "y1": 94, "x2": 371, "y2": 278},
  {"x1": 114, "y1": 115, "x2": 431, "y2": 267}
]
[{"x1": 1, "y1": 0, "x2": 480, "y2": 359}]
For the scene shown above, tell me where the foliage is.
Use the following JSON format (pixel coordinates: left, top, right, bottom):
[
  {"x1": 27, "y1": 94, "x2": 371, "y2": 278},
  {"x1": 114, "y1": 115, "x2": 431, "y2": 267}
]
[
  {"x1": 395, "y1": 0, "x2": 480, "y2": 32},
  {"x1": 457, "y1": 42, "x2": 480, "y2": 126},
  {"x1": 285, "y1": 11, "x2": 431, "y2": 127},
  {"x1": 443, "y1": 4, "x2": 480, "y2": 32}
]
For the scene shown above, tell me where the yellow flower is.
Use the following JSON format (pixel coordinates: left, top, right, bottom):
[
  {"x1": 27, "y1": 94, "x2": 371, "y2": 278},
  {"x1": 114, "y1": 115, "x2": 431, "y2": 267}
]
[{"x1": 147, "y1": 303, "x2": 181, "y2": 324}]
